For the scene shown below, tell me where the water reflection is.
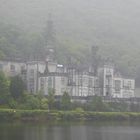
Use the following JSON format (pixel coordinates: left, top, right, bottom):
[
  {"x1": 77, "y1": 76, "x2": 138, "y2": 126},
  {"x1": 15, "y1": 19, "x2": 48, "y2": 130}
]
[{"x1": 0, "y1": 122, "x2": 140, "y2": 140}]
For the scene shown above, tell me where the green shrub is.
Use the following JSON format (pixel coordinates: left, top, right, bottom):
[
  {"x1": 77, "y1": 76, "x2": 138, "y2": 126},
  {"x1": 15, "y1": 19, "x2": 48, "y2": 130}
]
[
  {"x1": 40, "y1": 98, "x2": 48, "y2": 110},
  {"x1": 75, "y1": 107, "x2": 84, "y2": 113}
]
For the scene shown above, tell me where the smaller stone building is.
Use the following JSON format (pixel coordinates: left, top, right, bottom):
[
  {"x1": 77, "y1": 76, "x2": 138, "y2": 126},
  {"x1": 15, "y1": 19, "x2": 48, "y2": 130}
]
[
  {"x1": 99, "y1": 65, "x2": 135, "y2": 98},
  {"x1": 0, "y1": 60, "x2": 26, "y2": 77}
]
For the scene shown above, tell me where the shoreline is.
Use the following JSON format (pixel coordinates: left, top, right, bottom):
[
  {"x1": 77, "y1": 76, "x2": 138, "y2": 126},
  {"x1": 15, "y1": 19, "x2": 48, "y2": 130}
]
[{"x1": 0, "y1": 109, "x2": 140, "y2": 122}]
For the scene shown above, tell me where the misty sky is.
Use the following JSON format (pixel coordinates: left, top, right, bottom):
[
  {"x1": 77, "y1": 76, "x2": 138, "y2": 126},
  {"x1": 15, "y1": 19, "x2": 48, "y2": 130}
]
[{"x1": 0, "y1": 0, "x2": 140, "y2": 48}]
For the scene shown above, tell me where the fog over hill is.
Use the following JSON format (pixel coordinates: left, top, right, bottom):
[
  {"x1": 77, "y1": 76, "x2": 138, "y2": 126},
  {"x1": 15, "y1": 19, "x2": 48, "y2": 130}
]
[{"x1": 0, "y1": 0, "x2": 140, "y2": 47}]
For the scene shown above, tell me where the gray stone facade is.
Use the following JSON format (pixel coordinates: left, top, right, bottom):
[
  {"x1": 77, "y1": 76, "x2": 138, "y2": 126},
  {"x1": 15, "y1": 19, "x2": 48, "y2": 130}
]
[{"x1": 0, "y1": 60, "x2": 135, "y2": 98}]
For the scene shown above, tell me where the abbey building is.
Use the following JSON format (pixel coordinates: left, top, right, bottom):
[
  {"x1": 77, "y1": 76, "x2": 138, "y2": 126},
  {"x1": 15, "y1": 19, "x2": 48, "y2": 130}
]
[{"x1": 0, "y1": 58, "x2": 135, "y2": 99}]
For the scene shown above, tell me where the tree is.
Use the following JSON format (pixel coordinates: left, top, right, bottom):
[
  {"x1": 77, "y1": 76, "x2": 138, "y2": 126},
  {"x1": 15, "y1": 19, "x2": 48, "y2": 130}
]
[
  {"x1": 22, "y1": 94, "x2": 40, "y2": 109},
  {"x1": 40, "y1": 98, "x2": 48, "y2": 110},
  {"x1": 36, "y1": 89, "x2": 44, "y2": 100},
  {"x1": 47, "y1": 88, "x2": 55, "y2": 110},
  {"x1": 10, "y1": 75, "x2": 25, "y2": 99},
  {"x1": 61, "y1": 92, "x2": 71, "y2": 110},
  {"x1": 0, "y1": 71, "x2": 9, "y2": 104},
  {"x1": 89, "y1": 96, "x2": 109, "y2": 112}
]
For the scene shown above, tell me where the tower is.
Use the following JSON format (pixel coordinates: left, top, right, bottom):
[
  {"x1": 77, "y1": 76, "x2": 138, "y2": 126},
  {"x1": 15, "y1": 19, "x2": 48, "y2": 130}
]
[
  {"x1": 44, "y1": 13, "x2": 55, "y2": 46},
  {"x1": 43, "y1": 13, "x2": 56, "y2": 62},
  {"x1": 91, "y1": 46, "x2": 100, "y2": 76}
]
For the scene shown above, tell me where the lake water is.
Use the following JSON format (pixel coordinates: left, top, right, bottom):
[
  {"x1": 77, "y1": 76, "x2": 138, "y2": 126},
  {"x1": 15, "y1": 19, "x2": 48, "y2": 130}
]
[{"x1": 0, "y1": 121, "x2": 140, "y2": 140}]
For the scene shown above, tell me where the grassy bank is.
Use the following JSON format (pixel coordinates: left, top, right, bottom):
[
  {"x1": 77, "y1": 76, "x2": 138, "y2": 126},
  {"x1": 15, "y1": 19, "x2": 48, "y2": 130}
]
[{"x1": 0, "y1": 109, "x2": 140, "y2": 122}]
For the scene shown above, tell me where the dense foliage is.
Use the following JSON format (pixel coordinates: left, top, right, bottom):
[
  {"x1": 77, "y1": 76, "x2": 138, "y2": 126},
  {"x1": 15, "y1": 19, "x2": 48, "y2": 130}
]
[
  {"x1": 61, "y1": 92, "x2": 71, "y2": 110},
  {"x1": 0, "y1": 71, "x2": 10, "y2": 105},
  {"x1": 10, "y1": 76, "x2": 25, "y2": 99}
]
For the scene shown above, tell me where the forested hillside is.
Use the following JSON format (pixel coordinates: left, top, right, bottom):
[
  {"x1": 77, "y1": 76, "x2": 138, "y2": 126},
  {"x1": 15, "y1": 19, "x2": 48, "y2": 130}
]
[
  {"x1": 0, "y1": 0, "x2": 140, "y2": 86},
  {"x1": 0, "y1": 22, "x2": 46, "y2": 60}
]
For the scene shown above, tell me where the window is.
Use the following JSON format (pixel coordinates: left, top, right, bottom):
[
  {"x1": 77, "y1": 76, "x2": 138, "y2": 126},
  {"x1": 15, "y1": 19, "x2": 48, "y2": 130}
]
[
  {"x1": 114, "y1": 80, "x2": 121, "y2": 93},
  {"x1": 83, "y1": 77, "x2": 88, "y2": 86},
  {"x1": 123, "y1": 80, "x2": 131, "y2": 90},
  {"x1": 48, "y1": 77, "x2": 52, "y2": 88},
  {"x1": 40, "y1": 78, "x2": 45, "y2": 89},
  {"x1": 106, "y1": 69, "x2": 112, "y2": 75},
  {"x1": 79, "y1": 78, "x2": 82, "y2": 86},
  {"x1": 128, "y1": 81, "x2": 132, "y2": 89},
  {"x1": 29, "y1": 78, "x2": 34, "y2": 93},
  {"x1": 89, "y1": 78, "x2": 92, "y2": 87},
  {"x1": 105, "y1": 76, "x2": 112, "y2": 86},
  {"x1": 95, "y1": 79, "x2": 98, "y2": 87},
  {"x1": 61, "y1": 77, "x2": 65, "y2": 85},
  {"x1": 30, "y1": 69, "x2": 34, "y2": 77}
]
